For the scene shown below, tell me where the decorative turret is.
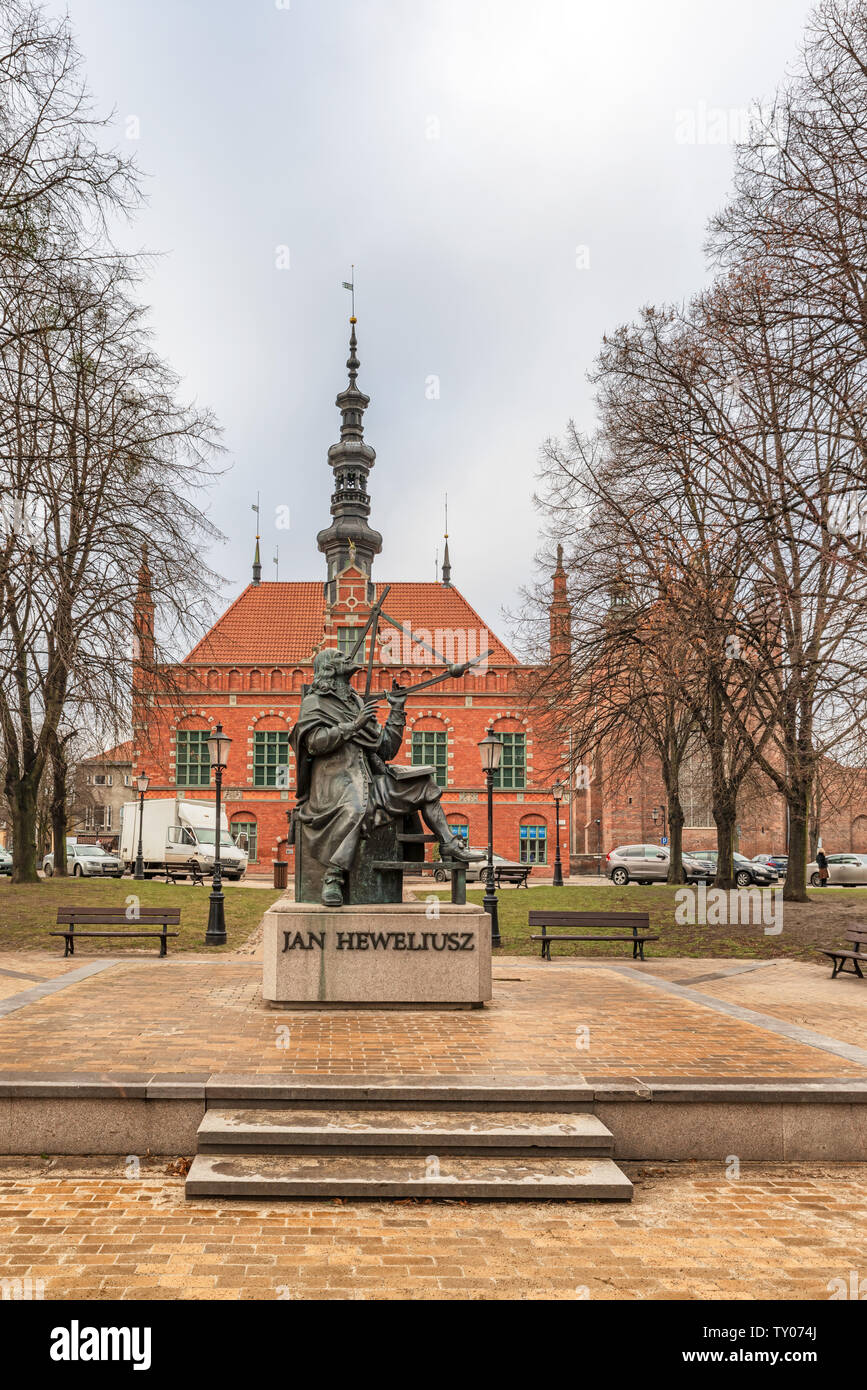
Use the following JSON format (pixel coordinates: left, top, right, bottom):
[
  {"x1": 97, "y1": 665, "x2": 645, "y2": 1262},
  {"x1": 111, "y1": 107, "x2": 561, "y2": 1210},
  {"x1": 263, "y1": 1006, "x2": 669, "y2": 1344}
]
[
  {"x1": 442, "y1": 495, "x2": 451, "y2": 587},
  {"x1": 316, "y1": 317, "x2": 383, "y2": 591},
  {"x1": 252, "y1": 534, "x2": 261, "y2": 586},
  {"x1": 549, "y1": 544, "x2": 571, "y2": 661}
]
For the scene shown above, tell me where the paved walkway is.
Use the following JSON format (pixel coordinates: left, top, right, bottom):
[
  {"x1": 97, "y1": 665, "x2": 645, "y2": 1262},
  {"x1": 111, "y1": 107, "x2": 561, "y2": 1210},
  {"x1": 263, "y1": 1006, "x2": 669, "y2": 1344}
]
[
  {"x1": 0, "y1": 954, "x2": 863, "y2": 1080},
  {"x1": 0, "y1": 1158, "x2": 863, "y2": 1300}
]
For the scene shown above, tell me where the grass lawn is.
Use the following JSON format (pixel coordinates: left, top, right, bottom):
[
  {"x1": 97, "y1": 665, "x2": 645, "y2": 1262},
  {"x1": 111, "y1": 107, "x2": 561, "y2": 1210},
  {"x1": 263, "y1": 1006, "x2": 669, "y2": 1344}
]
[
  {"x1": 432, "y1": 883, "x2": 867, "y2": 961},
  {"x1": 0, "y1": 877, "x2": 283, "y2": 953}
]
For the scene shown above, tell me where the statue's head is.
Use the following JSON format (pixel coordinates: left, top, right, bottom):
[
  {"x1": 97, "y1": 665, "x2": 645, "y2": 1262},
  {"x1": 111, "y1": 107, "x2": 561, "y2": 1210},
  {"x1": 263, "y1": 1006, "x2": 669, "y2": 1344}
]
[{"x1": 312, "y1": 647, "x2": 361, "y2": 693}]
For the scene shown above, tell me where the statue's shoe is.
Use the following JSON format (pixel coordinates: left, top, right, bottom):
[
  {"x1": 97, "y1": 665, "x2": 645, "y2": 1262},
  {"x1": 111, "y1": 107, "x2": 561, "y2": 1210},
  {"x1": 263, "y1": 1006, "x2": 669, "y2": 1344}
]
[
  {"x1": 321, "y1": 871, "x2": 345, "y2": 907},
  {"x1": 442, "y1": 839, "x2": 486, "y2": 864}
]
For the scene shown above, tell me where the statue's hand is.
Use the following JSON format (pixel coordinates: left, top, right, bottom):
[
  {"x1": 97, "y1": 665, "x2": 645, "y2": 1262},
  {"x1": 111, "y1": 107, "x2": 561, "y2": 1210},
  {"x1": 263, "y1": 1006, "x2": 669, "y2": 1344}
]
[
  {"x1": 386, "y1": 689, "x2": 407, "y2": 713},
  {"x1": 352, "y1": 701, "x2": 380, "y2": 732}
]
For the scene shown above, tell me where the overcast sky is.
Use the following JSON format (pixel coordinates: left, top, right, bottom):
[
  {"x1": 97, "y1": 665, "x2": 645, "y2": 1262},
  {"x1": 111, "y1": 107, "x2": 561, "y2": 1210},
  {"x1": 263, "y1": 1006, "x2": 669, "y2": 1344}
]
[{"x1": 59, "y1": 0, "x2": 813, "y2": 646}]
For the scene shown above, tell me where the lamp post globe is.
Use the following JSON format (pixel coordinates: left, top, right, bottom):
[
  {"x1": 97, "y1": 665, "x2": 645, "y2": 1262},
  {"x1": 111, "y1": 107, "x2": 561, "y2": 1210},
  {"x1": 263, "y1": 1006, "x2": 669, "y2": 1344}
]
[
  {"x1": 552, "y1": 779, "x2": 565, "y2": 887},
  {"x1": 134, "y1": 771, "x2": 149, "y2": 880},
  {"x1": 478, "y1": 728, "x2": 503, "y2": 948},
  {"x1": 205, "y1": 724, "x2": 232, "y2": 947}
]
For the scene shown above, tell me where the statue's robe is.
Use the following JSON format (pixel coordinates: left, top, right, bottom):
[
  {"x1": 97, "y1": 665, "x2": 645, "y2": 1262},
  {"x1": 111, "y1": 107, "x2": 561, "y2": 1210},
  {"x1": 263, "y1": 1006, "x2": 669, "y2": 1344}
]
[{"x1": 290, "y1": 682, "x2": 444, "y2": 873}]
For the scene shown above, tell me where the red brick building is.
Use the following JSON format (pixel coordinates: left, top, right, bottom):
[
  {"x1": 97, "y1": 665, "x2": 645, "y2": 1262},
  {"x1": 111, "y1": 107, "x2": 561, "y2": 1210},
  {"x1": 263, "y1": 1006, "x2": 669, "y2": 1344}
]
[{"x1": 132, "y1": 321, "x2": 567, "y2": 876}]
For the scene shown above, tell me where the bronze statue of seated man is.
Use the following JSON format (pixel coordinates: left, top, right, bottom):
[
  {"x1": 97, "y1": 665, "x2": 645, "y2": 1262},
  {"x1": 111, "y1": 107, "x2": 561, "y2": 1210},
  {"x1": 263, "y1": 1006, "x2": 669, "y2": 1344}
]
[{"x1": 290, "y1": 649, "x2": 481, "y2": 907}]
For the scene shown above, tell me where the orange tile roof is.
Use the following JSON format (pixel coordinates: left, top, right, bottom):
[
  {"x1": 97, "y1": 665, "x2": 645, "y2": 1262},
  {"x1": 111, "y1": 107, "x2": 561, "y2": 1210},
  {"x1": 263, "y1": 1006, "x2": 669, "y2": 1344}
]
[{"x1": 184, "y1": 582, "x2": 519, "y2": 666}]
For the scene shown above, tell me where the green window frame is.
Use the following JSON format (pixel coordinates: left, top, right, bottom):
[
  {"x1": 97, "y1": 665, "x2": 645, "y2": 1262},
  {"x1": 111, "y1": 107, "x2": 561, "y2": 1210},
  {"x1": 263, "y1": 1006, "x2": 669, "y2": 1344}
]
[
  {"x1": 412, "y1": 730, "x2": 448, "y2": 789},
  {"x1": 520, "y1": 823, "x2": 547, "y2": 864},
  {"x1": 337, "y1": 627, "x2": 359, "y2": 656},
  {"x1": 493, "y1": 732, "x2": 526, "y2": 789},
  {"x1": 231, "y1": 821, "x2": 258, "y2": 863},
  {"x1": 176, "y1": 730, "x2": 211, "y2": 788},
  {"x1": 253, "y1": 731, "x2": 290, "y2": 788},
  {"x1": 449, "y1": 822, "x2": 469, "y2": 843}
]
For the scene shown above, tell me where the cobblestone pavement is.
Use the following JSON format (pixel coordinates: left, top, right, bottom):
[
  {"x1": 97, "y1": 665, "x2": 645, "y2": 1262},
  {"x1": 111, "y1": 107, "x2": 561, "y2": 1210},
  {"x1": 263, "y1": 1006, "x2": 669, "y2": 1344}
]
[
  {"x1": 0, "y1": 1158, "x2": 863, "y2": 1300},
  {"x1": 0, "y1": 956, "x2": 864, "y2": 1078}
]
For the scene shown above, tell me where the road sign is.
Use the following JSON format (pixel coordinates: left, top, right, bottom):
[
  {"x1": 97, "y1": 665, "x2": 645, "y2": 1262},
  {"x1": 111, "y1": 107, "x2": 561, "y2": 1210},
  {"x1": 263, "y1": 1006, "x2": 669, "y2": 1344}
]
[{"x1": 661, "y1": 836, "x2": 668, "y2": 846}]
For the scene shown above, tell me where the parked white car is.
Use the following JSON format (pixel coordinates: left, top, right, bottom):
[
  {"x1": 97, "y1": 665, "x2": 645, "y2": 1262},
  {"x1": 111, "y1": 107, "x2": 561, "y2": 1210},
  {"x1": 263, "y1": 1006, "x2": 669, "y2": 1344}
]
[
  {"x1": 43, "y1": 842, "x2": 123, "y2": 878},
  {"x1": 807, "y1": 853, "x2": 867, "y2": 887}
]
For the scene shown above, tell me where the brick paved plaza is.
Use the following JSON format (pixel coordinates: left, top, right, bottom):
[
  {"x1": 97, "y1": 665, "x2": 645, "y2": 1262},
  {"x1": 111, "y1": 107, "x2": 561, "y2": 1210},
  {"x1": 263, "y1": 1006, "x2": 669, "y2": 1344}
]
[
  {"x1": 0, "y1": 943, "x2": 866, "y2": 1302},
  {"x1": 0, "y1": 1157, "x2": 864, "y2": 1301},
  {"x1": 1, "y1": 952, "x2": 866, "y2": 1079}
]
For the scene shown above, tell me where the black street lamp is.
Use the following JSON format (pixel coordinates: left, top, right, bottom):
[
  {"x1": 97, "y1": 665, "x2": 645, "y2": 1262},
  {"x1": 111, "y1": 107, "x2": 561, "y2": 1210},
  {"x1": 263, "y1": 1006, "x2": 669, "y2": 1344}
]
[
  {"x1": 552, "y1": 779, "x2": 565, "y2": 887},
  {"x1": 134, "y1": 770, "x2": 149, "y2": 880},
  {"x1": 478, "y1": 727, "x2": 503, "y2": 948},
  {"x1": 205, "y1": 724, "x2": 232, "y2": 947}
]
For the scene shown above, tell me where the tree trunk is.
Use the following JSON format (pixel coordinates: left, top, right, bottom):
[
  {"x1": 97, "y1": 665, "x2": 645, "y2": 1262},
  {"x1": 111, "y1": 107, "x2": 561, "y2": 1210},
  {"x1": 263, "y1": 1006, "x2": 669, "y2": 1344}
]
[
  {"x1": 714, "y1": 800, "x2": 737, "y2": 890},
  {"x1": 666, "y1": 794, "x2": 686, "y2": 884},
  {"x1": 9, "y1": 781, "x2": 39, "y2": 883},
  {"x1": 50, "y1": 739, "x2": 69, "y2": 876},
  {"x1": 784, "y1": 785, "x2": 811, "y2": 902}
]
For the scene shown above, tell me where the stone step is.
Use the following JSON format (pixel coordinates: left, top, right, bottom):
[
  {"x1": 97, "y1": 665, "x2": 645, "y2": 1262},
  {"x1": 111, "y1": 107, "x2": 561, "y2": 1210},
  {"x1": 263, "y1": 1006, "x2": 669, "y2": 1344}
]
[
  {"x1": 197, "y1": 1107, "x2": 615, "y2": 1154},
  {"x1": 185, "y1": 1152, "x2": 633, "y2": 1201}
]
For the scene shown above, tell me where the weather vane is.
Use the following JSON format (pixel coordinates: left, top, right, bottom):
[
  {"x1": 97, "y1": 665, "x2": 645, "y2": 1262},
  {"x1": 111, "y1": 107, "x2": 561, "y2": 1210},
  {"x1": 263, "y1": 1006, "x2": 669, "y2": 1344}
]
[{"x1": 342, "y1": 266, "x2": 356, "y2": 319}]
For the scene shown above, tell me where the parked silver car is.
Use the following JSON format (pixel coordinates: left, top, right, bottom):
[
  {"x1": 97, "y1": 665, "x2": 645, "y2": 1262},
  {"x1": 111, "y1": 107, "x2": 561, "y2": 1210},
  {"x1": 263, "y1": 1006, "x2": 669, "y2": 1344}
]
[
  {"x1": 43, "y1": 842, "x2": 123, "y2": 878},
  {"x1": 807, "y1": 853, "x2": 867, "y2": 887},
  {"x1": 605, "y1": 844, "x2": 713, "y2": 886},
  {"x1": 433, "y1": 850, "x2": 522, "y2": 883}
]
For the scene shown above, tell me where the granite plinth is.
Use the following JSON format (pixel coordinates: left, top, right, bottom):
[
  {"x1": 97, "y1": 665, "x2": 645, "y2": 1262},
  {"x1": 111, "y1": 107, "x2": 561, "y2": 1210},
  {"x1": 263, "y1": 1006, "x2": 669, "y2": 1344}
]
[{"x1": 262, "y1": 900, "x2": 492, "y2": 1008}]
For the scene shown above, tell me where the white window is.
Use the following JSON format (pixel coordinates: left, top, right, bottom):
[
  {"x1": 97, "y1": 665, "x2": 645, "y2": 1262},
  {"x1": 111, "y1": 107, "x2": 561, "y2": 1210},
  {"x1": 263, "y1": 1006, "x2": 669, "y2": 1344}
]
[
  {"x1": 123, "y1": 775, "x2": 132, "y2": 787},
  {"x1": 84, "y1": 807, "x2": 94, "y2": 830},
  {"x1": 103, "y1": 807, "x2": 112, "y2": 831}
]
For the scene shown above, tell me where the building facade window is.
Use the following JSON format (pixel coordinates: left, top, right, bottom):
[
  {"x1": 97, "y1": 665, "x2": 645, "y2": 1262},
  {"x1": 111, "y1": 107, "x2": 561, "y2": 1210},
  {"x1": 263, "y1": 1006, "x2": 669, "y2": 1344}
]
[
  {"x1": 176, "y1": 730, "x2": 211, "y2": 787},
  {"x1": 494, "y1": 732, "x2": 526, "y2": 789},
  {"x1": 448, "y1": 820, "x2": 469, "y2": 843},
  {"x1": 253, "y1": 731, "x2": 290, "y2": 788},
  {"x1": 231, "y1": 820, "x2": 258, "y2": 863},
  {"x1": 103, "y1": 807, "x2": 112, "y2": 831},
  {"x1": 411, "y1": 730, "x2": 448, "y2": 788},
  {"x1": 520, "y1": 822, "x2": 547, "y2": 864},
  {"x1": 337, "y1": 627, "x2": 358, "y2": 656}
]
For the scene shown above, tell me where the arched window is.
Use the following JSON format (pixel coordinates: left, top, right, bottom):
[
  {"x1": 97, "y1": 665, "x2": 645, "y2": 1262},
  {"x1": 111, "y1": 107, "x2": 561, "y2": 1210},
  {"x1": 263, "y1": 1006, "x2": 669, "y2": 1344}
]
[
  {"x1": 519, "y1": 817, "x2": 547, "y2": 865},
  {"x1": 270, "y1": 669, "x2": 284, "y2": 691},
  {"x1": 448, "y1": 814, "x2": 469, "y2": 844},
  {"x1": 493, "y1": 722, "x2": 526, "y2": 789},
  {"x1": 207, "y1": 669, "x2": 220, "y2": 690},
  {"x1": 249, "y1": 669, "x2": 262, "y2": 690},
  {"x1": 291, "y1": 669, "x2": 304, "y2": 691},
  {"x1": 411, "y1": 718, "x2": 447, "y2": 789},
  {"x1": 228, "y1": 669, "x2": 241, "y2": 691},
  {"x1": 175, "y1": 721, "x2": 211, "y2": 788},
  {"x1": 230, "y1": 815, "x2": 258, "y2": 864},
  {"x1": 253, "y1": 716, "x2": 291, "y2": 788}
]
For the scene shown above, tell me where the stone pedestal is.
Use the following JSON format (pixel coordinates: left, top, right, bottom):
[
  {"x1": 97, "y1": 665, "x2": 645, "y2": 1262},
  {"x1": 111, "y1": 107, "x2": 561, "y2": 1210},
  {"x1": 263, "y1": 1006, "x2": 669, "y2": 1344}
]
[{"x1": 262, "y1": 901, "x2": 492, "y2": 1009}]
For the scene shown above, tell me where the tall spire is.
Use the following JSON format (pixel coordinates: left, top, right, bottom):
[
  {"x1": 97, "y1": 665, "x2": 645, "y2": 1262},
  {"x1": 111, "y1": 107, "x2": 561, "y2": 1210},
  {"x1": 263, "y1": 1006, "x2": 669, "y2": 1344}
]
[
  {"x1": 316, "y1": 312, "x2": 383, "y2": 589},
  {"x1": 251, "y1": 493, "x2": 261, "y2": 585},
  {"x1": 549, "y1": 543, "x2": 571, "y2": 662},
  {"x1": 441, "y1": 494, "x2": 451, "y2": 587}
]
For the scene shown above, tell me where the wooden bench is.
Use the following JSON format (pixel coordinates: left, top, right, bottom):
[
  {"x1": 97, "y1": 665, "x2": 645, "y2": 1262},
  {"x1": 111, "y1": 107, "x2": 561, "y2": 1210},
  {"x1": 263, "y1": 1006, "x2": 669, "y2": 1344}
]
[
  {"x1": 163, "y1": 860, "x2": 206, "y2": 886},
  {"x1": 529, "y1": 910, "x2": 658, "y2": 961},
  {"x1": 50, "y1": 908, "x2": 181, "y2": 958},
  {"x1": 494, "y1": 865, "x2": 531, "y2": 888},
  {"x1": 821, "y1": 928, "x2": 867, "y2": 979}
]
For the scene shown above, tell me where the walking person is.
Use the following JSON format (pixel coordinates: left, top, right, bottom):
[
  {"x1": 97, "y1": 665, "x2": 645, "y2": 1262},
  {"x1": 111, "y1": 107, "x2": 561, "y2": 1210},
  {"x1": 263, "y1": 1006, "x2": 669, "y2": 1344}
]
[{"x1": 816, "y1": 847, "x2": 829, "y2": 887}]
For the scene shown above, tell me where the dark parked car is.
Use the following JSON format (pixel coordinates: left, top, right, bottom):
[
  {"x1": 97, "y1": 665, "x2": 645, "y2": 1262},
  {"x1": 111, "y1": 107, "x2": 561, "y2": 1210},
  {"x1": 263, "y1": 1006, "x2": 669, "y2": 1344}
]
[
  {"x1": 753, "y1": 853, "x2": 788, "y2": 874},
  {"x1": 0, "y1": 847, "x2": 11, "y2": 875},
  {"x1": 690, "y1": 851, "x2": 778, "y2": 887}
]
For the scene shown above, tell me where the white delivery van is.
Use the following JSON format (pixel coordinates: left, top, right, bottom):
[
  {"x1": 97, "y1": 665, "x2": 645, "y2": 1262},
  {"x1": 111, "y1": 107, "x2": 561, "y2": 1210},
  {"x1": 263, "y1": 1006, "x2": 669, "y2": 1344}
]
[{"x1": 119, "y1": 798, "x2": 249, "y2": 879}]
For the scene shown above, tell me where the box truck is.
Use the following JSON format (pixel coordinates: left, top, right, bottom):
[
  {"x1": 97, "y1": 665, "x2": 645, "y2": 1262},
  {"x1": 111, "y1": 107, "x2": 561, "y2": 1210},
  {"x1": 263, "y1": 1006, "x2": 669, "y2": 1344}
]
[{"x1": 119, "y1": 798, "x2": 249, "y2": 879}]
